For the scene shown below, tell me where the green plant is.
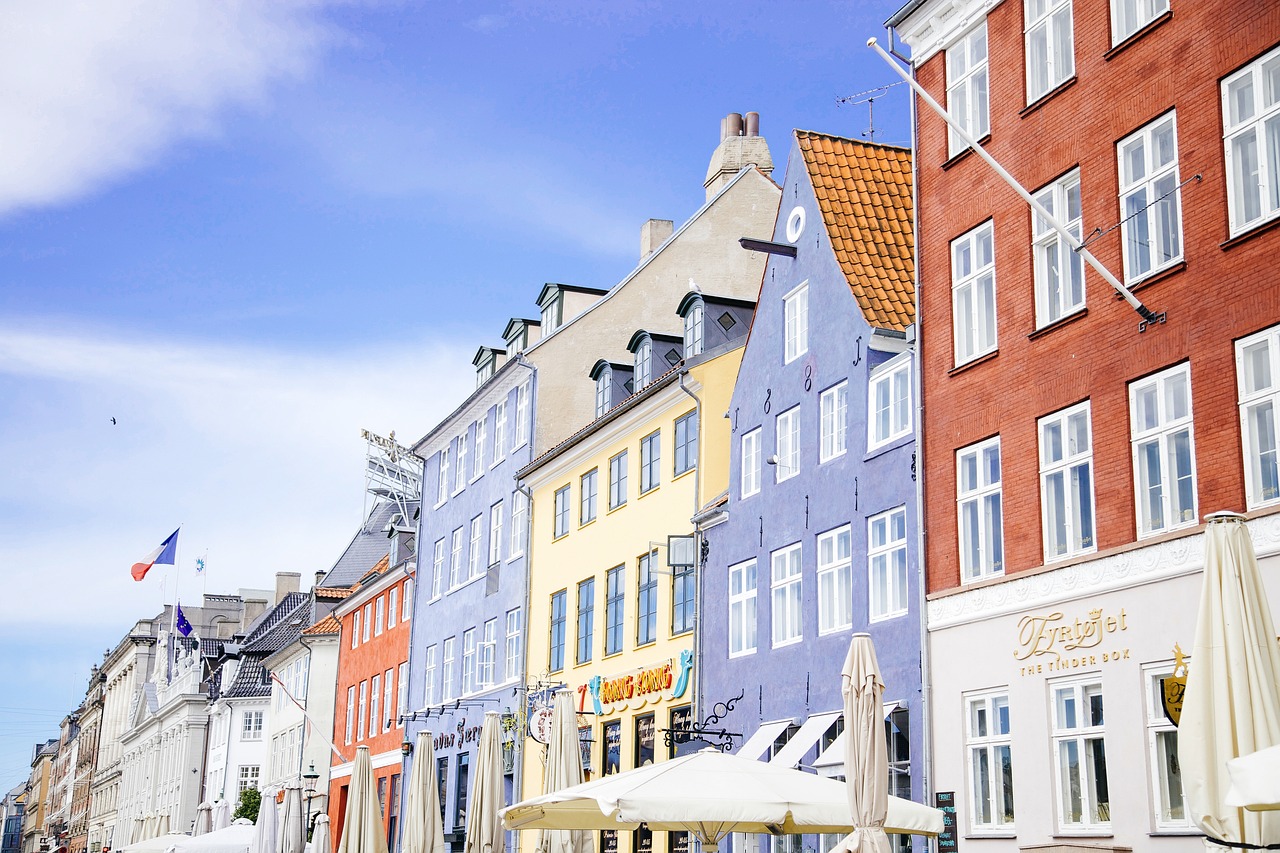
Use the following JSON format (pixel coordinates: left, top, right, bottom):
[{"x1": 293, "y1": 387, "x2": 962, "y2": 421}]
[{"x1": 232, "y1": 787, "x2": 260, "y2": 823}]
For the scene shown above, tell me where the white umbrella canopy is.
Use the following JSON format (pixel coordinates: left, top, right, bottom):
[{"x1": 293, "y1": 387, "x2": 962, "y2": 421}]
[
  {"x1": 538, "y1": 693, "x2": 593, "y2": 853},
  {"x1": 142, "y1": 815, "x2": 160, "y2": 842},
  {"x1": 213, "y1": 802, "x2": 233, "y2": 832},
  {"x1": 401, "y1": 732, "x2": 446, "y2": 853},
  {"x1": 281, "y1": 785, "x2": 305, "y2": 853},
  {"x1": 119, "y1": 833, "x2": 190, "y2": 853},
  {"x1": 1228, "y1": 743, "x2": 1280, "y2": 811},
  {"x1": 501, "y1": 748, "x2": 943, "y2": 851},
  {"x1": 336, "y1": 747, "x2": 389, "y2": 853},
  {"x1": 252, "y1": 789, "x2": 280, "y2": 853},
  {"x1": 157, "y1": 816, "x2": 171, "y2": 838},
  {"x1": 1180, "y1": 512, "x2": 1280, "y2": 846},
  {"x1": 309, "y1": 815, "x2": 332, "y2": 853},
  {"x1": 172, "y1": 823, "x2": 256, "y2": 853},
  {"x1": 837, "y1": 634, "x2": 889, "y2": 853},
  {"x1": 464, "y1": 712, "x2": 506, "y2": 853},
  {"x1": 195, "y1": 803, "x2": 214, "y2": 836}
]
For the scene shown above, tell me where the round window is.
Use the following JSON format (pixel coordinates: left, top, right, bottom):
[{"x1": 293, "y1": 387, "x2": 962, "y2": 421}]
[{"x1": 785, "y1": 205, "x2": 806, "y2": 242}]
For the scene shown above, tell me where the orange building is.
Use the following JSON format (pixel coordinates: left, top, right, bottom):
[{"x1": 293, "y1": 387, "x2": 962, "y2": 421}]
[{"x1": 326, "y1": 556, "x2": 415, "y2": 849}]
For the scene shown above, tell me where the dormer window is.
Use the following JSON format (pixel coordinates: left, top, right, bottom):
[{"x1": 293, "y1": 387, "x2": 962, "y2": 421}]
[
  {"x1": 472, "y1": 347, "x2": 505, "y2": 389},
  {"x1": 542, "y1": 291, "x2": 563, "y2": 334},
  {"x1": 684, "y1": 299, "x2": 704, "y2": 357},
  {"x1": 507, "y1": 326, "x2": 527, "y2": 354},
  {"x1": 635, "y1": 340, "x2": 652, "y2": 388},
  {"x1": 595, "y1": 366, "x2": 612, "y2": 417},
  {"x1": 476, "y1": 359, "x2": 494, "y2": 388}
]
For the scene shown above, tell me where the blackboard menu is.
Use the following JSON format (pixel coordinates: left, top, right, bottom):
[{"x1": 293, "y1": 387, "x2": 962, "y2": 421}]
[{"x1": 935, "y1": 791, "x2": 958, "y2": 852}]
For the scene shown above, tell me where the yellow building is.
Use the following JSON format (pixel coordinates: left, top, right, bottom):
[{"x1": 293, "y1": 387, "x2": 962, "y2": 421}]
[{"x1": 516, "y1": 330, "x2": 744, "y2": 853}]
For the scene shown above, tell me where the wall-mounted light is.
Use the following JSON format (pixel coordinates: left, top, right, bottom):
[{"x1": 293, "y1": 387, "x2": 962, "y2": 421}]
[{"x1": 401, "y1": 739, "x2": 413, "y2": 756}]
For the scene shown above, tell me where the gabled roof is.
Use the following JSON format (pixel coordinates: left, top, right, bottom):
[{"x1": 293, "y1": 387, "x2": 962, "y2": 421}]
[
  {"x1": 302, "y1": 614, "x2": 341, "y2": 636},
  {"x1": 242, "y1": 595, "x2": 310, "y2": 656},
  {"x1": 319, "y1": 501, "x2": 397, "y2": 587},
  {"x1": 795, "y1": 130, "x2": 914, "y2": 331},
  {"x1": 224, "y1": 659, "x2": 269, "y2": 698},
  {"x1": 241, "y1": 591, "x2": 309, "y2": 647},
  {"x1": 314, "y1": 586, "x2": 354, "y2": 601}
]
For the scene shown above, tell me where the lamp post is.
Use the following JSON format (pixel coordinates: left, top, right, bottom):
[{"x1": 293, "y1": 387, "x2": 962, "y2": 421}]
[{"x1": 302, "y1": 762, "x2": 320, "y2": 843}]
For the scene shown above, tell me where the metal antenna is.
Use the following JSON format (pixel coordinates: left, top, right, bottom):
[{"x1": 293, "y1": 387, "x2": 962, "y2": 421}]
[{"x1": 835, "y1": 81, "x2": 904, "y2": 141}]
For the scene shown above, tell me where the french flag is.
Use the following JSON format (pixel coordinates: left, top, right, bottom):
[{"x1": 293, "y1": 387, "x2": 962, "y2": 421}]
[{"x1": 131, "y1": 529, "x2": 180, "y2": 581}]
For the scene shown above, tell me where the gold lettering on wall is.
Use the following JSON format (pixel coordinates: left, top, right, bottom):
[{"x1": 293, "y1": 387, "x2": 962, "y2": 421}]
[{"x1": 1014, "y1": 607, "x2": 1131, "y2": 676}]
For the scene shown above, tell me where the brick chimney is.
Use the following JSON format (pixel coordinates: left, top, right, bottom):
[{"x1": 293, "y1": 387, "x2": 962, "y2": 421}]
[
  {"x1": 274, "y1": 572, "x2": 301, "y2": 606},
  {"x1": 705, "y1": 111, "x2": 772, "y2": 200},
  {"x1": 640, "y1": 219, "x2": 674, "y2": 260}
]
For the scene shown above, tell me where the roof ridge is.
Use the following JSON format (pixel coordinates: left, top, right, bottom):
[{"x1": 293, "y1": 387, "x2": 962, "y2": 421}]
[{"x1": 794, "y1": 128, "x2": 912, "y2": 153}]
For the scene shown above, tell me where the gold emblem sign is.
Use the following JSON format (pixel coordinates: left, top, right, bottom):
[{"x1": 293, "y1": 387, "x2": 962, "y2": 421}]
[{"x1": 1161, "y1": 643, "x2": 1189, "y2": 726}]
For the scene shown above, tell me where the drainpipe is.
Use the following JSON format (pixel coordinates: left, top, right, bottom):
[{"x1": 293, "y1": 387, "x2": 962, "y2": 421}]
[
  {"x1": 510, "y1": 352, "x2": 536, "y2": 815},
  {"x1": 892, "y1": 28, "x2": 936, "y2": 821},
  {"x1": 677, "y1": 368, "x2": 703, "y2": 735}
]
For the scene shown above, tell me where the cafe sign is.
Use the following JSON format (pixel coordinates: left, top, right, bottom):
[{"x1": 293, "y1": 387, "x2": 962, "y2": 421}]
[
  {"x1": 577, "y1": 650, "x2": 694, "y2": 715},
  {"x1": 1015, "y1": 606, "x2": 1131, "y2": 677}
]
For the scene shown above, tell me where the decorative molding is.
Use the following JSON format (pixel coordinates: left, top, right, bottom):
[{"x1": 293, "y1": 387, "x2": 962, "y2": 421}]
[
  {"x1": 928, "y1": 513, "x2": 1280, "y2": 630},
  {"x1": 895, "y1": 0, "x2": 1002, "y2": 66}
]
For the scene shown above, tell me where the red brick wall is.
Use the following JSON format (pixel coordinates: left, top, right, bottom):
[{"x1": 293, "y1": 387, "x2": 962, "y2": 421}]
[{"x1": 914, "y1": 1, "x2": 1280, "y2": 593}]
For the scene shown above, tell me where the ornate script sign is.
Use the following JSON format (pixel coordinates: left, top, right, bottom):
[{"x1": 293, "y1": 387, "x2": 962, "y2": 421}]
[
  {"x1": 1161, "y1": 643, "x2": 1189, "y2": 726},
  {"x1": 1015, "y1": 607, "x2": 1130, "y2": 676}
]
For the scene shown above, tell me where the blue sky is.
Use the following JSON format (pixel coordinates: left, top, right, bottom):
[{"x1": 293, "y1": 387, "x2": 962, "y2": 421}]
[{"x1": 0, "y1": 0, "x2": 912, "y2": 790}]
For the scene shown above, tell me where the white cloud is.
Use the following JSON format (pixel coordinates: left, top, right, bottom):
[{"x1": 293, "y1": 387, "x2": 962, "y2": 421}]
[
  {"x1": 0, "y1": 321, "x2": 473, "y2": 630},
  {"x1": 0, "y1": 0, "x2": 340, "y2": 217}
]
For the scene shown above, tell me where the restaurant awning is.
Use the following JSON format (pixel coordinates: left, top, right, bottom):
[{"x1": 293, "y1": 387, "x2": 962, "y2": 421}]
[
  {"x1": 734, "y1": 718, "x2": 794, "y2": 761},
  {"x1": 769, "y1": 711, "x2": 842, "y2": 769},
  {"x1": 811, "y1": 702, "x2": 901, "y2": 777}
]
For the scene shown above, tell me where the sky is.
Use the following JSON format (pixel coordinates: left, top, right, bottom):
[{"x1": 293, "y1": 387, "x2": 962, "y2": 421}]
[{"x1": 0, "y1": 0, "x2": 913, "y2": 791}]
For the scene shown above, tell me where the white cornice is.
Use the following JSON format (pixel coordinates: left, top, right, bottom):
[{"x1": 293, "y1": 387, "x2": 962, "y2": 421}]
[
  {"x1": 928, "y1": 512, "x2": 1280, "y2": 630},
  {"x1": 894, "y1": 0, "x2": 1004, "y2": 65}
]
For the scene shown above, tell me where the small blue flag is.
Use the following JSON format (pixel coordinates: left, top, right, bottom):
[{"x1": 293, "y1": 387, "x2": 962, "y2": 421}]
[
  {"x1": 176, "y1": 603, "x2": 193, "y2": 637},
  {"x1": 195, "y1": 557, "x2": 206, "y2": 574}
]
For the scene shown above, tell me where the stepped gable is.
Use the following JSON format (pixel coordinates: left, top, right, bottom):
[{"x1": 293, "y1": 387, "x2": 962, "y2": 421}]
[{"x1": 795, "y1": 130, "x2": 915, "y2": 331}]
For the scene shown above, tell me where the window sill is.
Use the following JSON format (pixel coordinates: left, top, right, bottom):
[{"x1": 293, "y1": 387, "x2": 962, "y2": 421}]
[
  {"x1": 728, "y1": 649, "x2": 758, "y2": 659},
  {"x1": 1119, "y1": 259, "x2": 1185, "y2": 297},
  {"x1": 1044, "y1": 546, "x2": 1098, "y2": 566},
  {"x1": 819, "y1": 450, "x2": 848, "y2": 465},
  {"x1": 1137, "y1": 517, "x2": 1198, "y2": 541},
  {"x1": 673, "y1": 467, "x2": 695, "y2": 481},
  {"x1": 579, "y1": 517, "x2": 597, "y2": 530},
  {"x1": 447, "y1": 575, "x2": 486, "y2": 595},
  {"x1": 869, "y1": 610, "x2": 908, "y2": 624},
  {"x1": 1028, "y1": 307, "x2": 1088, "y2": 341},
  {"x1": 947, "y1": 349, "x2": 999, "y2": 377},
  {"x1": 638, "y1": 486, "x2": 660, "y2": 498},
  {"x1": 942, "y1": 135, "x2": 991, "y2": 171},
  {"x1": 505, "y1": 552, "x2": 525, "y2": 563},
  {"x1": 963, "y1": 832, "x2": 1015, "y2": 839},
  {"x1": 866, "y1": 433, "x2": 912, "y2": 460},
  {"x1": 636, "y1": 640, "x2": 657, "y2": 650},
  {"x1": 775, "y1": 473, "x2": 800, "y2": 486},
  {"x1": 1149, "y1": 830, "x2": 1201, "y2": 837},
  {"x1": 772, "y1": 637, "x2": 803, "y2": 650},
  {"x1": 1052, "y1": 831, "x2": 1113, "y2": 839},
  {"x1": 1103, "y1": 9, "x2": 1173, "y2": 61},
  {"x1": 1020, "y1": 75, "x2": 1077, "y2": 119},
  {"x1": 1221, "y1": 212, "x2": 1280, "y2": 251},
  {"x1": 552, "y1": 532, "x2": 569, "y2": 542},
  {"x1": 607, "y1": 502, "x2": 628, "y2": 515}
]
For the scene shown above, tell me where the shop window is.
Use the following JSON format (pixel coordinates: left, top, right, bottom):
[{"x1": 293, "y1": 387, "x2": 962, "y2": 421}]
[
  {"x1": 967, "y1": 691, "x2": 1014, "y2": 831},
  {"x1": 1144, "y1": 663, "x2": 1191, "y2": 830},
  {"x1": 634, "y1": 714, "x2": 656, "y2": 768},
  {"x1": 454, "y1": 753, "x2": 469, "y2": 831},
  {"x1": 1051, "y1": 678, "x2": 1110, "y2": 830},
  {"x1": 603, "y1": 720, "x2": 622, "y2": 775}
]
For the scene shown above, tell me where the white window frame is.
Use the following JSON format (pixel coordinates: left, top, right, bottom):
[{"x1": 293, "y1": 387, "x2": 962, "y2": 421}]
[
  {"x1": 741, "y1": 428, "x2": 762, "y2": 497},
  {"x1": 635, "y1": 340, "x2": 652, "y2": 388},
  {"x1": 776, "y1": 407, "x2": 800, "y2": 482},
  {"x1": 1142, "y1": 662, "x2": 1191, "y2": 831},
  {"x1": 489, "y1": 502, "x2": 504, "y2": 566},
  {"x1": 515, "y1": 381, "x2": 531, "y2": 449},
  {"x1": 468, "y1": 515, "x2": 483, "y2": 579},
  {"x1": 432, "y1": 538, "x2": 445, "y2": 599},
  {"x1": 369, "y1": 673, "x2": 381, "y2": 742},
  {"x1": 728, "y1": 559, "x2": 758, "y2": 658},
  {"x1": 770, "y1": 543, "x2": 803, "y2": 647},
  {"x1": 1223, "y1": 45, "x2": 1280, "y2": 236},
  {"x1": 783, "y1": 283, "x2": 809, "y2": 364},
  {"x1": 363, "y1": 603, "x2": 372, "y2": 642},
  {"x1": 820, "y1": 382, "x2": 848, "y2": 462},
  {"x1": 1032, "y1": 169, "x2": 1085, "y2": 328},
  {"x1": 965, "y1": 690, "x2": 1015, "y2": 832},
  {"x1": 511, "y1": 489, "x2": 529, "y2": 557},
  {"x1": 397, "y1": 661, "x2": 409, "y2": 727},
  {"x1": 957, "y1": 437, "x2": 1005, "y2": 583},
  {"x1": 357, "y1": 680, "x2": 367, "y2": 741},
  {"x1": 1025, "y1": 0, "x2": 1074, "y2": 104},
  {"x1": 505, "y1": 608, "x2": 523, "y2": 682},
  {"x1": 493, "y1": 400, "x2": 508, "y2": 464},
  {"x1": 1110, "y1": 0, "x2": 1168, "y2": 45},
  {"x1": 423, "y1": 644, "x2": 437, "y2": 707},
  {"x1": 436, "y1": 446, "x2": 450, "y2": 506},
  {"x1": 596, "y1": 367, "x2": 612, "y2": 418},
  {"x1": 403, "y1": 578, "x2": 412, "y2": 620},
  {"x1": 868, "y1": 506, "x2": 908, "y2": 621},
  {"x1": 1039, "y1": 401, "x2": 1097, "y2": 561},
  {"x1": 641, "y1": 430, "x2": 661, "y2": 493},
  {"x1": 952, "y1": 221, "x2": 997, "y2": 366},
  {"x1": 352, "y1": 610, "x2": 360, "y2": 649},
  {"x1": 461, "y1": 628, "x2": 476, "y2": 695},
  {"x1": 374, "y1": 596, "x2": 385, "y2": 637},
  {"x1": 1237, "y1": 324, "x2": 1280, "y2": 508},
  {"x1": 869, "y1": 355, "x2": 912, "y2": 450},
  {"x1": 454, "y1": 432, "x2": 469, "y2": 494},
  {"x1": 442, "y1": 637, "x2": 457, "y2": 701},
  {"x1": 1050, "y1": 676, "x2": 1110, "y2": 831},
  {"x1": 473, "y1": 416, "x2": 486, "y2": 480},
  {"x1": 388, "y1": 587, "x2": 398, "y2": 630},
  {"x1": 450, "y1": 527, "x2": 464, "y2": 588},
  {"x1": 554, "y1": 485, "x2": 571, "y2": 538},
  {"x1": 385, "y1": 667, "x2": 398, "y2": 731},
  {"x1": 946, "y1": 21, "x2": 991, "y2": 156},
  {"x1": 479, "y1": 618, "x2": 497, "y2": 688},
  {"x1": 816, "y1": 525, "x2": 853, "y2": 635},
  {"x1": 345, "y1": 687, "x2": 355, "y2": 744},
  {"x1": 609, "y1": 450, "x2": 629, "y2": 509},
  {"x1": 242, "y1": 710, "x2": 263, "y2": 741},
  {"x1": 1118, "y1": 112, "x2": 1183, "y2": 283},
  {"x1": 581, "y1": 470, "x2": 598, "y2": 525},
  {"x1": 1130, "y1": 363, "x2": 1198, "y2": 537},
  {"x1": 685, "y1": 301, "x2": 705, "y2": 358}
]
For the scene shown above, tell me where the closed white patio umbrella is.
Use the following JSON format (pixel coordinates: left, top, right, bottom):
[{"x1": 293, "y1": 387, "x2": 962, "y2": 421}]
[
  {"x1": 501, "y1": 748, "x2": 943, "y2": 852},
  {"x1": 837, "y1": 634, "x2": 889, "y2": 853},
  {"x1": 400, "y1": 732, "x2": 446, "y2": 853},
  {"x1": 336, "y1": 747, "x2": 388, "y2": 853},
  {"x1": 309, "y1": 815, "x2": 332, "y2": 853},
  {"x1": 195, "y1": 803, "x2": 214, "y2": 836},
  {"x1": 281, "y1": 784, "x2": 305, "y2": 853},
  {"x1": 212, "y1": 802, "x2": 233, "y2": 832},
  {"x1": 1180, "y1": 512, "x2": 1280, "y2": 847},
  {"x1": 538, "y1": 693, "x2": 593, "y2": 853},
  {"x1": 464, "y1": 712, "x2": 506, "y2": 853},
  {"x1": 251, "y1": 789, "x2": 280, "y2": 853}
]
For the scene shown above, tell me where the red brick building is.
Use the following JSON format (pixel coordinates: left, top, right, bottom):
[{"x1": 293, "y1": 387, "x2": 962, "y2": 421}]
[
  {"x1": 889, "y1": 0, "x2": 1280, "y2": 847},
  {"x1": 327, "y1": 557, "x2": 414, "y2": 849}
]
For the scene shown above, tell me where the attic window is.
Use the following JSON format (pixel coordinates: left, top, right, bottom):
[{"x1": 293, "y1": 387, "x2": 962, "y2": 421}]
[
  {"x1": 684, "y1": 300, "x2": 704, "y2": 357},
  {"x1": 663, "y1": 348, "x2": 682, "y2": 367},
  {"x1": 542, "y1": 292, "x2": 564, "y2": 334},
  {"x1": 635, "y1": 340, "x2": 652, "y2": 388},
  {"x1": 507, "y1": 325, "x2": 528, "y2": 354},
  {"x1": 595, "y1": 366, "x2": 612, "y2": 417},
  {"x1": 476, "y1": 355, "x2": 495, "y2": 388},
  {"x1": 718, "y1": 311, "x2": 738, "y2": 331}
]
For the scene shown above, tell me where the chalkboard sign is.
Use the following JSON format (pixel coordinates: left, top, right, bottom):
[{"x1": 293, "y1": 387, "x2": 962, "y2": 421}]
[{"x1": 935, "y1": 791, "x2": 958, "y2": 852}]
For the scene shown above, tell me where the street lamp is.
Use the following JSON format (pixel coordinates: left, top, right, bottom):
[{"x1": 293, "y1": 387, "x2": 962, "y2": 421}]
[{"x1": 302, "y1": 762, "x2": 320, "y2": 842}]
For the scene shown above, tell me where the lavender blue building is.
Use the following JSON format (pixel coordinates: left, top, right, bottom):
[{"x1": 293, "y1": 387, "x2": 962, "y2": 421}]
[{"x1": 696, "y1": 130, "x2": 922, "y2": 852}]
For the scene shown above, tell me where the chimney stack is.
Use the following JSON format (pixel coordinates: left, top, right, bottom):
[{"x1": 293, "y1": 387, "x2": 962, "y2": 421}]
[
  {"x1": 705, "y1": 111, "x2": 773, "y2": 200},
  {"x1": 274, "y1": 572, "x2": 301, "y2": 606},
  {"x1": 314, "y1": 570, "x2": 327, "y2": 588},
  {"x1": 640, "y1": 219, "x2": 674, "y2": 260}
]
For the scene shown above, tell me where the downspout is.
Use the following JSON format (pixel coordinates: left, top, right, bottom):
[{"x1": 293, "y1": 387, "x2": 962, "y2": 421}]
[
  {"x1": 890, "y1": 24, "x2": 937, "y2": 823},
  {"x1": 511, "y1": 349, "x2": 536, "y2": 812},
  {"x1": 677, "y1": 368, "x2": 703, "y2": 734},
  {"x1": 297, "y1": 634, "x2": 315, "y2": 783}
]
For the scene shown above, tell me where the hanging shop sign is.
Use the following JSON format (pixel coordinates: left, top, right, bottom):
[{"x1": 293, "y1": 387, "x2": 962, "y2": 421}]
[
  {"x1": 434, "y1": 719, "x2": 483, "y2": 752},
  {"x1": 577, "y1": 650, "x2": 694, "y2": 715},
  {"x1": 1014, "y1": 606, "x2": 1131, "y2": 677}
]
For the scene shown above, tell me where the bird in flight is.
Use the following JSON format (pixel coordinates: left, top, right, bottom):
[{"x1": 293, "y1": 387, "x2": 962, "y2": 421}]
[{"x1": 110, "y1": 417, "x2": 117, "y2": 425}]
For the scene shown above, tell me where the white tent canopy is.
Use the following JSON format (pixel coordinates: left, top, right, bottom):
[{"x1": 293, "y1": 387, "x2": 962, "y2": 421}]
[{"x1": 171, "y1": 824, "x2": 256, "y2": 853}]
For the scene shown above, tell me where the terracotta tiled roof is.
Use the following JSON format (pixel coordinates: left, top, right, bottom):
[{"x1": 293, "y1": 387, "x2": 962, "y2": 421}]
[
  {"x1": 302, "y1": 614, "x2": 341, "y2": 636},
  {"x1": 315, "y1": 586, "x2": 354, "y2": 600},
  {"x1": 795, "y1": 130, "x2": 914, "y2": 331}
]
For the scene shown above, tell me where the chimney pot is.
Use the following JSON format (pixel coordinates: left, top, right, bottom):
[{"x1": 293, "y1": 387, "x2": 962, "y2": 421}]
[
  {"x1": 745, "y1": 112, "x2": 760, "y2": 137},
  {"x1": 726, "y1": 112, "x2": 744, "y2": 138},
  {"x1": 274, "y1": 572, "x2": 301, "y2": 606}
]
